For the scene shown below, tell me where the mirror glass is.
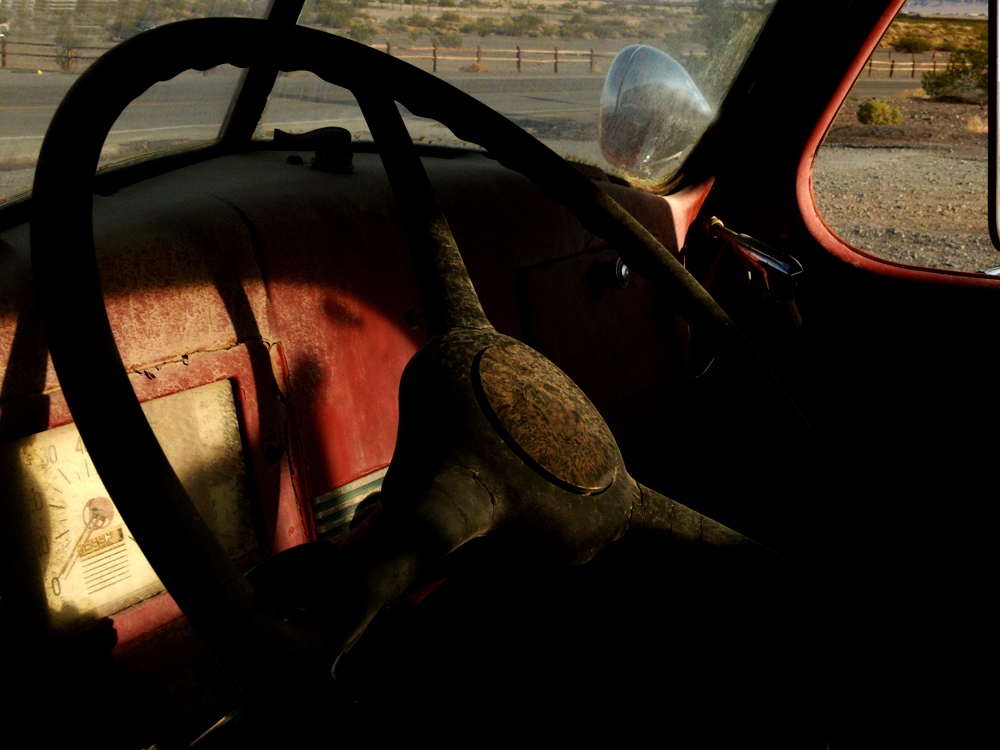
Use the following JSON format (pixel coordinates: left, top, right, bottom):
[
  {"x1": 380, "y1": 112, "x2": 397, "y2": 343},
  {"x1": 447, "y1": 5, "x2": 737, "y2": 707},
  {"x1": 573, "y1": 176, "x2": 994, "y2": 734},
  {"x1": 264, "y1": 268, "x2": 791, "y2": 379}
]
[{"x1": 600, "y1": 44, "x2": 714, "y2": 184}]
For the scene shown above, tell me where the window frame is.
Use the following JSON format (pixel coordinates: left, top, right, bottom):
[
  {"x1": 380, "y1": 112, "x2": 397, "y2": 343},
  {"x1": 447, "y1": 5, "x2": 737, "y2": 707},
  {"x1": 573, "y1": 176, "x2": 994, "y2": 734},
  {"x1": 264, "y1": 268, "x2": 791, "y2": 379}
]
[{"x1": 800, "y1": 0, "x2": 1000, "y2": 288}]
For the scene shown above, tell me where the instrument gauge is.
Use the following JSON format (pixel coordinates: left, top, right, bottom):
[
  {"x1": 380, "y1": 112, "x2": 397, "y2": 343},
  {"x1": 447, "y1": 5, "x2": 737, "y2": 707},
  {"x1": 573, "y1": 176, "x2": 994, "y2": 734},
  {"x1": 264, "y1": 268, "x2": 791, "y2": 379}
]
[{"x1": 1, "y1": 379, "x2": 256, "y2": 632}]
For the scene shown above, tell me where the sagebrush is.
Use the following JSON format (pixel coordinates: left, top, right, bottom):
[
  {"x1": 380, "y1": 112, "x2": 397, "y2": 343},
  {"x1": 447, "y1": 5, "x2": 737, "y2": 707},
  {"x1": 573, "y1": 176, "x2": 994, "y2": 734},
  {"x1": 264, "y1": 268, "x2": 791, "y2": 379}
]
[
  {"x1": 922, "y1": 33, "x2": 987, "y2": 104},
  {"x1": 857, "y1": 100, "x2": 902, "y2": 125}
]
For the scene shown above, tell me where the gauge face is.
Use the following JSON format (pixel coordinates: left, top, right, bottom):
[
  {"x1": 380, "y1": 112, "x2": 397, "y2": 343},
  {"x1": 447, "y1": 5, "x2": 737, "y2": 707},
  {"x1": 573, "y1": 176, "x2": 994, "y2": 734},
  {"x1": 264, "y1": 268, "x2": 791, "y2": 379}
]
[
  {"x1": 3, "y1": 379, "x2": 256, "y2": 632},
  {"x1": 21, "y1": 434, "x2": 163, "y2": 630}
]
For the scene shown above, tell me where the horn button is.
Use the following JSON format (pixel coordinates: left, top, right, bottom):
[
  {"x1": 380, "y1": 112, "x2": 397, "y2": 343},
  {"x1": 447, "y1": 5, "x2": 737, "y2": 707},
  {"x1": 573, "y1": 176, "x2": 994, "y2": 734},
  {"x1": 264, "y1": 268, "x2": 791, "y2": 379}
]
[{"x1": 473, "y1": 340, "x2": 617, "y2": 495}]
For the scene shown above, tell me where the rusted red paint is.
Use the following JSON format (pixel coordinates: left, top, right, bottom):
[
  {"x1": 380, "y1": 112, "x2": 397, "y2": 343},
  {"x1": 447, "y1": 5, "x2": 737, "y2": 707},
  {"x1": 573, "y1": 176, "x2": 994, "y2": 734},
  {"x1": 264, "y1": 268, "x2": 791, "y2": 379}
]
[
  {"x1": 113, "y1": 592, "x2": 184, "y2": 646},
  {"x1": 3, "y1": 149, "x2": 694, "y2": 653}
]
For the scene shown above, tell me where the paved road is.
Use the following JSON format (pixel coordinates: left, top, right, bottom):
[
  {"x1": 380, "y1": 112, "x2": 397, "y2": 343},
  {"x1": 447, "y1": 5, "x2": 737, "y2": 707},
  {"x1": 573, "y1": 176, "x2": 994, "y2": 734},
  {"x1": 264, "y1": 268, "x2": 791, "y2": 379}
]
[
  {"x1": 0, "y1": 68, "x2": 607, "y2": 197},
  {"x1": 0, "y1": 66, "x2": 948, "y2": 200},
  {"x1": 0, "y1": 69, "x2": 604, "y2": 158},
  {"x1": 0, "y1": 70, "x2": 246, "y2": 162},
  {"x1": 851, "y1": 77, "x2": 928, "y2": 98}
]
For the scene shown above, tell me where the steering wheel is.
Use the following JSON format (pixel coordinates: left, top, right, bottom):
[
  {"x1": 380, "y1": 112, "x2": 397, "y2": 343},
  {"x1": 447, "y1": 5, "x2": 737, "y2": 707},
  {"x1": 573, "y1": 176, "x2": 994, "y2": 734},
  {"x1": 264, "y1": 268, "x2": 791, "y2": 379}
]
[{"x1": 30, "y1": 18, "x2": 836, "y2": 739}]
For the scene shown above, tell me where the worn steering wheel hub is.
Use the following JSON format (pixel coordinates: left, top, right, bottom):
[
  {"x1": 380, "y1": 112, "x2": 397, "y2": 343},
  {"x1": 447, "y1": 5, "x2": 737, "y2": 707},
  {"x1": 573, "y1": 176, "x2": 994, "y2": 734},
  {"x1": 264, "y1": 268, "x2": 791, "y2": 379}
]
[{"x1": 473, "y1": 340, "x2": 618, "y2": 494}]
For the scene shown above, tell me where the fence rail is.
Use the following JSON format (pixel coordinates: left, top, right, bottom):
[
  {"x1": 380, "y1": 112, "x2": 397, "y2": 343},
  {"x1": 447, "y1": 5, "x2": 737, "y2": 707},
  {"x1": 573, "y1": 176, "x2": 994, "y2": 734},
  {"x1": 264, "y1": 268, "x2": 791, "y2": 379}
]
[
  {"x1": 0, "y1": 37, "x2": 627, "y2": 75},
  {"x1": 1, "y1": 37, "x2": 111, "y2": 71},
  {"x1": 0, "y1": 37, "x2": 961, "y2": 79},
  {"x1": 862, "y1": 50, "x2": 956, "y2": 79},
  {"x1": 353, "y1": 42, "x2": 615, "y2": 74}
]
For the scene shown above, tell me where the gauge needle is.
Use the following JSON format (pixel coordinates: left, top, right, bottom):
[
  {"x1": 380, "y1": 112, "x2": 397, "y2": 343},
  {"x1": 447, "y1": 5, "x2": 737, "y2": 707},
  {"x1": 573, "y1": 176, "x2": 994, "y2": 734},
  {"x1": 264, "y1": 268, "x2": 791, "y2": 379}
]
[{"x1": 59, "y1": 522, "x2": 97, "y2": 580}]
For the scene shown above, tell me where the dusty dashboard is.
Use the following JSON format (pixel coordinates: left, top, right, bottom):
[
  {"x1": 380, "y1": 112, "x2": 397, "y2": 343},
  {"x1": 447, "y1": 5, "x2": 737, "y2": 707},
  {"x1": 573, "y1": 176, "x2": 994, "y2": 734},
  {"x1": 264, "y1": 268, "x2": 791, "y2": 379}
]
[{"x1": 0, "y1": 146, "x2": 693, "y2": 649}]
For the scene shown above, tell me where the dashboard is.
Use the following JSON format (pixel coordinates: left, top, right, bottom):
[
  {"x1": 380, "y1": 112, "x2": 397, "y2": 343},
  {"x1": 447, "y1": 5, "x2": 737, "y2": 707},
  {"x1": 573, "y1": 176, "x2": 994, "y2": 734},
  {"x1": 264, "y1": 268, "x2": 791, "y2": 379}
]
[{"x1": 0, "y1": 146, "x2": 698, "y2": 735}]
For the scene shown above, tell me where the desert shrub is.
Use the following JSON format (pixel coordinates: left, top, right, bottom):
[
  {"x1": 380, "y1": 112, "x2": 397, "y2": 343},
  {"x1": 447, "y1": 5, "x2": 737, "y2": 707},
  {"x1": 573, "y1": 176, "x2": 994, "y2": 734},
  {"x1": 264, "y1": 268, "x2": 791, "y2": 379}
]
[
  {"x1": 857, "y1": 99, "x2": 902, "y2": 125},
  {"x1": 513, "y1": 12, "x2": 543, "y2": 30},
  {"x1": 347, "y1": 23, "x2": 375, "y2": 43},
  {"x1": 311, "y1": 1, "x2": 362, "y2": 29},
  {"x1": 497, "y1": 13, "x2": 544, "y2": 36},
  {"x1": 55, "y1": 37, "x2": 83, "y2": 71},
  {"x1": 461, "y1": 17, "x2": 497, "y2": 36},
  {"x1": 435, "y1": 32, "x2": 462, "y2": 47},
  {"x1": 54, "y1": 17, "x2": 84, "y2": 71},
  {"x1": 435, "y1": 11, "x2": 460, "y2": 25},
  {"x1": 894, "y1": 35, "x2": 932, "y2": 54},
  {"x1": 967, "y1": 114, "x2": 988, "y2": 133},
  {"x1": 560, "y1": 14, "x2": 631, "y2": 39},
  {"x1": 922, "y1": 32, "x2": 987, "y2": 103}
]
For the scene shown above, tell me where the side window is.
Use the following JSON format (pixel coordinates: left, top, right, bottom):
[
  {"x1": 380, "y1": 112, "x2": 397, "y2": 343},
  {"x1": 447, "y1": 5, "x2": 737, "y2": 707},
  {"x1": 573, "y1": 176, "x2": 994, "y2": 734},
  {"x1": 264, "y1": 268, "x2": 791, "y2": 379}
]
[{"x1": 812, "y1": 10, "x2": 994, "y2": 273}]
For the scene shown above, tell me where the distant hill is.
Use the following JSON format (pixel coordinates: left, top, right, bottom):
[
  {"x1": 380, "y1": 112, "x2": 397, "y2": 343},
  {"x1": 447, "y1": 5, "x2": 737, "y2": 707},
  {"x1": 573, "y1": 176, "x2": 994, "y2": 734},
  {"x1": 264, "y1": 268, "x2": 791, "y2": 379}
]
[{"x1": 903, "y1": 0, "x2": 987, "y2": 16}]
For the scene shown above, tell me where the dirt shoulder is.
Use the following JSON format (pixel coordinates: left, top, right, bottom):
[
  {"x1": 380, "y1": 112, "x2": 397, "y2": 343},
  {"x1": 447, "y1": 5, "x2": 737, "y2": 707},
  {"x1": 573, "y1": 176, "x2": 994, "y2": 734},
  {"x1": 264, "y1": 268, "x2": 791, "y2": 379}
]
[
  {"x1": 824, "y1": 88, "x2": 986, "y2": 152},
  {"x1": 814, "y1": 88, "x2": 995, "y2": 273}
]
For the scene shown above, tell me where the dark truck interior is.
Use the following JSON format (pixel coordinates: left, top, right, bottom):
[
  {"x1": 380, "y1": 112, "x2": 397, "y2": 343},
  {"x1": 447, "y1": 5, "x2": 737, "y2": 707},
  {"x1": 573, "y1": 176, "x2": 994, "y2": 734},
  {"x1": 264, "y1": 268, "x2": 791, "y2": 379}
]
[{"x1": 0, "y1": 1, "x2": 994, "y2": 747}]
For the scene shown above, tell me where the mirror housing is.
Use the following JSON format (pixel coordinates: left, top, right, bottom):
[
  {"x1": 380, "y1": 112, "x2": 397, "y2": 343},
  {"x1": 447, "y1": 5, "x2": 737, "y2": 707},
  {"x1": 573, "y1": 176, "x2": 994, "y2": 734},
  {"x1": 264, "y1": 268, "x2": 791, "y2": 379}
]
[{"x1": 600, "y1": 45, "x2": 714, "y2": 183}]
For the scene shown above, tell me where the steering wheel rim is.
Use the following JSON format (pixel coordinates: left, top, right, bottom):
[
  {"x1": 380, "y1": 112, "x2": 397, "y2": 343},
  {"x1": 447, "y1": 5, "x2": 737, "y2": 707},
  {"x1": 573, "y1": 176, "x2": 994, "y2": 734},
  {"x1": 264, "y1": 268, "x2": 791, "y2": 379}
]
[{"x1": 30, "y1": 18, "x2": 839, "y2": 707}]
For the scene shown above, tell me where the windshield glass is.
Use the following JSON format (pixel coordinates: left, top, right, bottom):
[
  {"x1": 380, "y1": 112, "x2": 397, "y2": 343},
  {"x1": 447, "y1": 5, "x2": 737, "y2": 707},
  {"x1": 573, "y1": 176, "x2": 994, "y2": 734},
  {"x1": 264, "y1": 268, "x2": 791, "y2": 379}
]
[
  {"x1": 264, "y1": 0, "x2": 774, "y2": 179},
  {"x1": 0, "y1": 0, "x2": 772, "y2": 203},
  {"x1": 0, "y1": 0, "x2": 268, "y2": 202}
]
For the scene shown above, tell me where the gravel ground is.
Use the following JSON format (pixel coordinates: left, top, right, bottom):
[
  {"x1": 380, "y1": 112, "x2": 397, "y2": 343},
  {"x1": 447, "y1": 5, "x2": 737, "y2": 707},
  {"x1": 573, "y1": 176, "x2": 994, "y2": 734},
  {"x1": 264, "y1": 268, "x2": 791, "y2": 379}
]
[{"x1": 813, "y1": 89, "x2": 995, "y2": 272}]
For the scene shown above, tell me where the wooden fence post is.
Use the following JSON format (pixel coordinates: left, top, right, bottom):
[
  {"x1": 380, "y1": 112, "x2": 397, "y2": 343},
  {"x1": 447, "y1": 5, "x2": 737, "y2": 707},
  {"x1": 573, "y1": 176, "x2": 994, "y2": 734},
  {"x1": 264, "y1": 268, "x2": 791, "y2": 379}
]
[
  {"x1": 516, "y1": 45, "x2": 521, "y2": 73},
  {"x1": 867, "y1": 58, "x2": 872, "y2": 77},
  {"x1": 67, "y1": 48, "x2": 73, "y2": 72},
  {"x1": 1, "y1": 38, "x2": 6, "y2": 69},
  {"x1": 387, "y1": 40, "x2": 392, "y2": 57},
  {"x1": 912, "y1": 59, "x2": 916, "y2": 78},
  {"x1": 932, "y1": 51, "x2": 937, "y2": 73},
  {"x1": 433, "y1": 40, "x2": 437, "y2": 73},
  {"x1": 554, "y1": 46, "x2": 558, "y2": 73},
  {"x1": 477, "y1": 44, "x2": 481, "y2": 65},
  {"x1": 589, "y1": 47, "x2": 594, "y2": 73},
  {"x1": 889, "y1": 60, "x2": 894, "y2": 78}
]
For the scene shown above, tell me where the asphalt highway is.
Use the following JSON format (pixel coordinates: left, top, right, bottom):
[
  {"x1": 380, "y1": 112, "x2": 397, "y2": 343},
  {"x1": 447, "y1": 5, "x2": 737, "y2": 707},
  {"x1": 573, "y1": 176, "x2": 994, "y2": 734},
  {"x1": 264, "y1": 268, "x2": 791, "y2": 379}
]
[
  {"x1": 0, "y1": 69, "x2": 925, "y2": 199},
  {"x1": 0, "y1": 68, "x2": 605, "y2": 160}
]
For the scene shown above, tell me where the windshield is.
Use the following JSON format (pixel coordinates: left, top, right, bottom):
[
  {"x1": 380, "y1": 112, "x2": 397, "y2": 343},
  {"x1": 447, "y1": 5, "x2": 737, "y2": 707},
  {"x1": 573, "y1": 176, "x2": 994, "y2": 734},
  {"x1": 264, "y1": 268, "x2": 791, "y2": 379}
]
[
  {"x1": 0, "y1": 0, "x2": 268, "y2": 202},
  {"x1": 0, "y1": 0, "x2": 773, "y2": 203}
]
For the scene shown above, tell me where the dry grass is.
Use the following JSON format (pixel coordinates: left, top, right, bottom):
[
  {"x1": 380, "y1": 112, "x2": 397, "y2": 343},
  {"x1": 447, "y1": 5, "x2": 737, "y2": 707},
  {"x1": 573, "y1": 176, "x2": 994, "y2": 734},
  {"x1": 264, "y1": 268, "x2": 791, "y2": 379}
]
[
  {"x1": 966, "y1": 114, "x2": 988, "y2": 133},
  {"x1": 880, "y1": 17, "x2": 986, "y2": 51}
]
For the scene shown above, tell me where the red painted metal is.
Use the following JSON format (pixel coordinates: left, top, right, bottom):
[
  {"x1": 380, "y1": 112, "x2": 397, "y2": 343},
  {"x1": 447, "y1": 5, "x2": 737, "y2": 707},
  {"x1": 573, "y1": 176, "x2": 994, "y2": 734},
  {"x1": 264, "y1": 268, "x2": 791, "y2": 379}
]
[{"x1": 2, "y1": 147, "x2": 700, "y2": 659}]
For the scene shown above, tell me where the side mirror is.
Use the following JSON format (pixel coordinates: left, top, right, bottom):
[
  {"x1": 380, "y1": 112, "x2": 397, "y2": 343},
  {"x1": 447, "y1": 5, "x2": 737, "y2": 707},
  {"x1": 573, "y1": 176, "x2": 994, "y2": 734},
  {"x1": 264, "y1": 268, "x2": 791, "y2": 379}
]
[{"x1": 600, "y1": 45, "x2": 714, "y2": 184}]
